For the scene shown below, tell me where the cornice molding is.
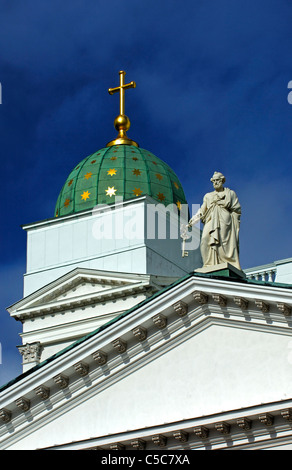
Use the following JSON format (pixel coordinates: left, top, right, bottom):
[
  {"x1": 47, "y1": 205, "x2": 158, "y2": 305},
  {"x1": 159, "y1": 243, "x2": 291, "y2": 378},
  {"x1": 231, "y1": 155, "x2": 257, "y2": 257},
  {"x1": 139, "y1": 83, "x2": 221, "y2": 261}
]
[
  {"x1": 2, "y1": 282, "x2": 292, "y2": 406},
  {"x1": 11, "y1": 282, "x2": 155, "y2": 321},
  {"x1": 8, "y1": 266, "x2": 160, "y2": 309},
  {"x1": 1, "y1": 274, "x2": 292, "y2": 449},
  {"x1": 39, "y1": 405, "x2": 292, "y2": 450}
]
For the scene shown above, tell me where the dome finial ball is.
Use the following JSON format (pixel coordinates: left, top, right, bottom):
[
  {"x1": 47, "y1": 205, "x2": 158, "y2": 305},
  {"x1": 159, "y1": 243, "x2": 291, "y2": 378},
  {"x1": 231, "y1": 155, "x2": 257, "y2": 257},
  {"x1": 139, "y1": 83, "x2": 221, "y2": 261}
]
[{"x1": 114, "y1": 114, "x2": 131, "y2": 132}]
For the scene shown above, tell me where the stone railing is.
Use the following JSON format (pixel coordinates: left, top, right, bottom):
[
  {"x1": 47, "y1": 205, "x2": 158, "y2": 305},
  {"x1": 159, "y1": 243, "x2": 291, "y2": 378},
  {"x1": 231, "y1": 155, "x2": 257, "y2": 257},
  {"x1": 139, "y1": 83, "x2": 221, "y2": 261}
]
[{"x1": 244, "y1": 263, "x2": 277, "y2": 283}]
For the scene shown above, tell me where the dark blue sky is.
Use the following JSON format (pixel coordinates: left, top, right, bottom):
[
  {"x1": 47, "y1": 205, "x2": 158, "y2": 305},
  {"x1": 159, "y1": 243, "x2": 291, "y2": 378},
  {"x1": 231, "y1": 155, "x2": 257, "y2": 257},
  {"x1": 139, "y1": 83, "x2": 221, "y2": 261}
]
[{"x1": 1, "y1": 0, "x2": 292, "y2": 384}]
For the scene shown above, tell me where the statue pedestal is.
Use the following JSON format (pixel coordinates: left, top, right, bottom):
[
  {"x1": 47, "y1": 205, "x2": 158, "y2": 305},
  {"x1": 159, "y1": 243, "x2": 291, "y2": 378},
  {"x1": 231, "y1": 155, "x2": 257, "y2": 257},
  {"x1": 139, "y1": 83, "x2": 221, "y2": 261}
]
[{"x1": 195, "y1": 262, "x2": 246, "y2": 279}]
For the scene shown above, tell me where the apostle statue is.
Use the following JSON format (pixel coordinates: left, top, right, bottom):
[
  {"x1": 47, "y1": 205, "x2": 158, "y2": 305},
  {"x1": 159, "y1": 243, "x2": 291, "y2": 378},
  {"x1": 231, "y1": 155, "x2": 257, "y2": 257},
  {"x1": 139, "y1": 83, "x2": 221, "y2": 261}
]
[{"x1": 187, "y1": 171, "x2": 242, "y2": 270}]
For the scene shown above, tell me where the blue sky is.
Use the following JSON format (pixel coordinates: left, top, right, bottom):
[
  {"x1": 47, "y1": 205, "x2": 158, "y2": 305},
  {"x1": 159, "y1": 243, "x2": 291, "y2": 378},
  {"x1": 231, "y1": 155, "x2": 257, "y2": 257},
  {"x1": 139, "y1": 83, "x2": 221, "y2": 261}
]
[{"x1": 1, "y1": 0, "x2": 292, "y2": 385}]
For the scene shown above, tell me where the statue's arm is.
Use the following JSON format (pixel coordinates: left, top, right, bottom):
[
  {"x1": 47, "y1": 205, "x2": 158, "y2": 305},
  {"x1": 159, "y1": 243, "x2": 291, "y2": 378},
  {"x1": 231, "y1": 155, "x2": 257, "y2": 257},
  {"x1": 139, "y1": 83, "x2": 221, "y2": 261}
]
[
  {"x1": 188, "y1": 197, "x2": 207, "y2": 227},
  {"x1": 188, "y1": 211, "x2": 200, "y2": 227}
]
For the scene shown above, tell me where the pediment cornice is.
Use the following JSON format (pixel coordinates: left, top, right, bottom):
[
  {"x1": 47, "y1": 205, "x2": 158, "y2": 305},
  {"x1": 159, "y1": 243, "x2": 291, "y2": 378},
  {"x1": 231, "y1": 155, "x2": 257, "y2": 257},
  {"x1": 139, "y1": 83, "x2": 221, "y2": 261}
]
[
  {"x1": 1, "y1": 273, "x2": 292, "y2": 449},
  {"x1": 7, "y1": 268, "x2": 161, "y2": 321},
  {"x1": 47, "y1": 401, "x2": 292, "y2": 450}
]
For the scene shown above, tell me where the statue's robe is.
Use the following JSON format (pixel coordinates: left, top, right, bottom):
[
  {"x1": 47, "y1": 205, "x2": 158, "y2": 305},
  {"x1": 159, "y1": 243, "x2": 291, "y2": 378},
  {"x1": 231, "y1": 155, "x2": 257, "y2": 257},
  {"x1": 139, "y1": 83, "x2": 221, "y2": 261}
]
[{"x1": 200, "y1": 187, "x2": 241, "y2": 270}]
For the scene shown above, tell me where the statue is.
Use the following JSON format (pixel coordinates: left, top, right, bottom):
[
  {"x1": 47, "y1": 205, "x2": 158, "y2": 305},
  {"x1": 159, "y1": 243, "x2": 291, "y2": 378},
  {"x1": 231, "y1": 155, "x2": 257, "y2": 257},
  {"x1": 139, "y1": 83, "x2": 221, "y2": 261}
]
[{"x1": 187, "y1": 172, "x2": 242, "y2": 271}]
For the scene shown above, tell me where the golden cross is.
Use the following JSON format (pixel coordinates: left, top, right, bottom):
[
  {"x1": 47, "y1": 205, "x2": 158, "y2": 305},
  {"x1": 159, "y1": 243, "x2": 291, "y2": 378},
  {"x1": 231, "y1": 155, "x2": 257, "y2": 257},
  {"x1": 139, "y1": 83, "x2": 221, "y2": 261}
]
[{"x1": 108, "y1": 71, "x2": 136, "y2": 115}]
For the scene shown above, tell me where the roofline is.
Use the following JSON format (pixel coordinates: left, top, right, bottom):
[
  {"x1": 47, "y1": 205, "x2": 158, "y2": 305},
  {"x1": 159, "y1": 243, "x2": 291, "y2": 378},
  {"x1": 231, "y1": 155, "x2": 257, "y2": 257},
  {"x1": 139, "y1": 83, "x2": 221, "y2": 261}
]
[
  {"x1": 7, "y1": 266, "x2": 158, "y2": 312},
  {"x1": 21, "y1": 194, "x2": 189, "y2": 231},
  {"x1": 0, "y1": 273, "x2": 191, "y2": 393},
  {"x1": 1, "y1": 269, "x2": 292, "y2": 393},
  {"x1": 244, "y1": 257, "x2": 292, "y2": 273},
  {"x1": 193, "y1": 270, "x2": 292, "y2": 289}
]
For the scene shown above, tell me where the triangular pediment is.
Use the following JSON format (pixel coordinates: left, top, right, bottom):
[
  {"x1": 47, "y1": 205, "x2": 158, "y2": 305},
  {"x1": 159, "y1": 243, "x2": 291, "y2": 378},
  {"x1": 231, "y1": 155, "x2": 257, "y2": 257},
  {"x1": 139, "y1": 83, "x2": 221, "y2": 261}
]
[
  {"x1": 7, "y1": 268, "x2": 162, "y2": 320},
  {"x1": 2, "y1": 273, "x2": 292, "y2": 450}
]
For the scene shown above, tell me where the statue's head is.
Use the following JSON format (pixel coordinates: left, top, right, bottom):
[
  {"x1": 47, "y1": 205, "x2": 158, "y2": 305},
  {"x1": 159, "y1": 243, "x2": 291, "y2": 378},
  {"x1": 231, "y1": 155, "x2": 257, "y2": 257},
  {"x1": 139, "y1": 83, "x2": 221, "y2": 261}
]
[{"x1": 210, "y1": 171, "x2": 225, "y2": 191}]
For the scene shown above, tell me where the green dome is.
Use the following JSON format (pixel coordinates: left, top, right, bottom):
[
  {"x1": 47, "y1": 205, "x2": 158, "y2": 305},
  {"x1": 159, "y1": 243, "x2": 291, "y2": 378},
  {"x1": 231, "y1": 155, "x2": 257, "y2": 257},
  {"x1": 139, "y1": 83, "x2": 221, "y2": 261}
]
[{"x1": 55, "y1": 145, "x2": 188, "y2": 217}]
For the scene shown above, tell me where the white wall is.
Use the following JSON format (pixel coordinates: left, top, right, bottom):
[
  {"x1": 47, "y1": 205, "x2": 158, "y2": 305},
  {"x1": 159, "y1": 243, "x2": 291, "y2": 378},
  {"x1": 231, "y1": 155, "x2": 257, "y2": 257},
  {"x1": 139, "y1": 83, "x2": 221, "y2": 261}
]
[
  {"x1": 23, "y1": 197, "x2": 201, "y2": 296},
  {"x1": 9, "y1": 321, "x2": 292, "y2": 449},
  {"x1": 275, "y1": 259, "x2": 292, "y2": 284}
]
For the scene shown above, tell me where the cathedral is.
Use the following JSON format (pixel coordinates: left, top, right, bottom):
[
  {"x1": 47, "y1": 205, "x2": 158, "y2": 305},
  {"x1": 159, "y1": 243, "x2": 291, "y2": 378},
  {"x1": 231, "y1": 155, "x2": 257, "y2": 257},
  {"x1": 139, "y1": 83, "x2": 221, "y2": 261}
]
[{"x1": 1, "y1": 72, "x2": 292, "y2": 451}]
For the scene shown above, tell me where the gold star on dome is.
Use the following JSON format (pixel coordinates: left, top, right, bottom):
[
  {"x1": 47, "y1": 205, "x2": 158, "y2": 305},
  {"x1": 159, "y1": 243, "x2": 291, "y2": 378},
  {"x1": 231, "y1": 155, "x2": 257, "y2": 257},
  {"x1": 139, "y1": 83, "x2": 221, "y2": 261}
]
[
  {"x1": 132, "y1": 156, "x2": 138, "y2": 161},
  {"x1": 68, "y1": 179, "x2": 74, "y2": 187},
  {"x1": 64, "y1": 198, "x2": 70, "y2": 207},
  {"x1": 152, "y1": 161, "x2": 157, "y2": 165},
  {"x1": 133, "y1": 169, "x2": 141, "y2": 176},
  {"x1": 176, "y1": 201, "x2": 182, "y2": 210},
  {"x1": 91, "y1": 160, "x2": 96, "y2": 164},
  {"x1": 157, "y1": 192, "x2": 165, "y2": 202},
  {"x1": 107, "y1": 168, "x2": 117, "y2": 176},
  {"x1": 132, "y1": 187, "x2": 143, "y2": 197},
  {"x1": 173, "y1": 181, "x2": 179, "y2": 189},
  {"x1": 110, "y1": 156, "x2": 117, "y2": 160},
  {"x1": 81, "y1": 190, "x2": 90, "y2": 201},
  {"x1": 84, "y1": 172, "x2": 93, "y2": 180},
  {"x1": 155, "y1": 173, "x2": 163, "y2": 181},
  {"x1": 105, "y1": 186, "x2": 117, "y2": 197}
]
